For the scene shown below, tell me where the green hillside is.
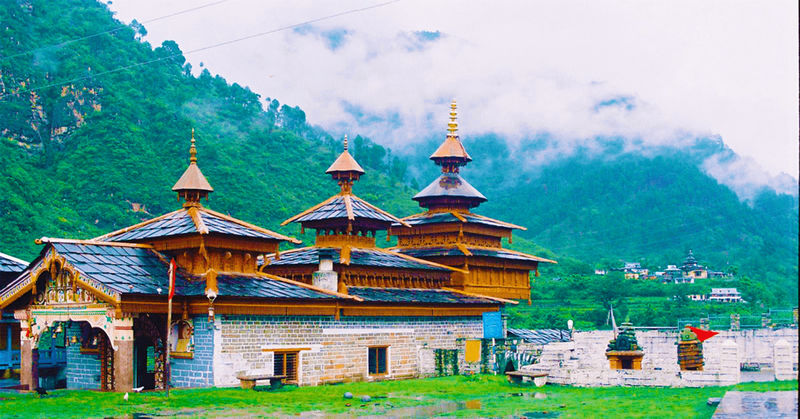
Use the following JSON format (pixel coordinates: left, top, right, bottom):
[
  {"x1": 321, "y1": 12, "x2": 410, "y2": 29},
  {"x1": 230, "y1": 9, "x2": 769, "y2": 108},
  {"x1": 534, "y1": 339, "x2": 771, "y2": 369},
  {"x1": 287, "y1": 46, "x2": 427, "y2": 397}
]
[
  {"x1": 1, "y1": 0, "x2": 796, "y2": 316},
  {"x1": 407, "y1": 134, "x2": 798, "y2": 305},
  {"x1": 0, "y1": 0, "x2": 416, "y2": 260}
]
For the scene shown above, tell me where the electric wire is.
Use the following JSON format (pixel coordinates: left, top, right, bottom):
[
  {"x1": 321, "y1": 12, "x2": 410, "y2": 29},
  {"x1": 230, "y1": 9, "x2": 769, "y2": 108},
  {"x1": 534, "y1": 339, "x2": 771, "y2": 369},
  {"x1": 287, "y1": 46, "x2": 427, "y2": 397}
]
[
  {"x1": 0, "y1": 0, "x2": 232, "y2": 62},
  {"x1": 5, "y1": 0, "x2": 401, "y2": 95}
]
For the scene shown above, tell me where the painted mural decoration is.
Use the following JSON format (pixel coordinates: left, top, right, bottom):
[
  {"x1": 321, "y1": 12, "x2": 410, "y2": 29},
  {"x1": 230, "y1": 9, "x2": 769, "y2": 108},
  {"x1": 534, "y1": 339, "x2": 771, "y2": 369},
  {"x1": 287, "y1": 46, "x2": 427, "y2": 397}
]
[
  {"x1": 33, "y1": 260, "x2": 97, "y2": 306},
  {"x1": 169, "y1": 319, "x2": 194, "y2": 358}
]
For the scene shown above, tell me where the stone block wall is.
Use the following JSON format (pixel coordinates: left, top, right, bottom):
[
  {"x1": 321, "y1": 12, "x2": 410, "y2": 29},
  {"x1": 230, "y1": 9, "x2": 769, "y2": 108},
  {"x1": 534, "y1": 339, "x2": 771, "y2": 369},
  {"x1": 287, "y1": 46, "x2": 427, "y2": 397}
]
[
  {"x1": 170, "y1": 315, "x2": 214, "y2": 388},
  {"x1": 520, "y1": 328, "x2": 798, "y2": 387},
  {"x1": 213, "y1": 315, "x2": 483, "y2": 387},
  {"x1": 65, "y1": 323, "x2": 100, "y2": 389}
]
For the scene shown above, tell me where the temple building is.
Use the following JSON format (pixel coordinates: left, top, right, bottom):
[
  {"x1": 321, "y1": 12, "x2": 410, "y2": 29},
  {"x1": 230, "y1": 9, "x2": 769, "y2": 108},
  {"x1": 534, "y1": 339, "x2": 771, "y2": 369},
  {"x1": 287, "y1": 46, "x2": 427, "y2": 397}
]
[
  {"x1": 390, "y1": 102, "x2": 555, "y2": 300},
  {"x1": 680, "y1": 250, "x2": 708, "y2": 280},
  {"x1": 0, "y1": 130, "x2": 507, "y2": 392}
]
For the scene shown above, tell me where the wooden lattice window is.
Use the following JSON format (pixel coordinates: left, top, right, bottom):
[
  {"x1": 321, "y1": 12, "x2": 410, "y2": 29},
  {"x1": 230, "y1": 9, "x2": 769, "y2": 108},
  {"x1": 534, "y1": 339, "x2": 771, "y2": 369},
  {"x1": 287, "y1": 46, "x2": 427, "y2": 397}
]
[
  {"x1": 274, "y1": 351, "x2": 299, "y2": 384},
  {"x1": 368, "y1": 346, "x2": 388, "y2": 376}
]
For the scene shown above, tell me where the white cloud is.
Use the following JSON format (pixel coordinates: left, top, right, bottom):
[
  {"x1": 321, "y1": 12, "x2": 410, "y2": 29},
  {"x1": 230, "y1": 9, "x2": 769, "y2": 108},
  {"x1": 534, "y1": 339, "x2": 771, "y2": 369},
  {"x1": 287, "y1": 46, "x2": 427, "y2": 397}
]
[{"x1": 109, "y1": 0, "x2": 799, "y2": 194}]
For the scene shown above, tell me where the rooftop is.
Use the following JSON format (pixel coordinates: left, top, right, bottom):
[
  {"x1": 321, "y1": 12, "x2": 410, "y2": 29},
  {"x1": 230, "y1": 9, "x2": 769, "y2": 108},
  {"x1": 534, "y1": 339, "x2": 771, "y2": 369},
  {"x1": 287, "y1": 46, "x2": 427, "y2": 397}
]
[
  {"x1": 395, "y1": 211, "x2": 524, "y2": 230},
  {"x1": 265, "y1": 247, "x2": 454, "y2": 271},
  {"x1": 0, "y1": 240, "x2": 340, "y2": 308},
  {"x1": 0, "y1": 251, "x2": 28, "y2": 273},
  {"x1": 96, "y1": 206, "x2": 298, "y2": 243},
  {"x1": 395, "y1": 245, "x2": 556, "y2": 264},
  {"x1": 348, "y1": 286, "x2": 498, "y2": 305}
]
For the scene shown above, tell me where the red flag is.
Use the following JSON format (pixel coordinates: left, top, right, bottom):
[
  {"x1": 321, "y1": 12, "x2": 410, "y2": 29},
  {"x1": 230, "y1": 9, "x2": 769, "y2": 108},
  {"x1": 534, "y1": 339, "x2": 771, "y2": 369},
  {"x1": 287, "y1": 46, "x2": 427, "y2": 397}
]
[
  {"x1": 168, "y1": 258, "x2": 177, "y2": 300},
  {"x1": 688, "y1": 326, "x2": 719, "y2": 342}
]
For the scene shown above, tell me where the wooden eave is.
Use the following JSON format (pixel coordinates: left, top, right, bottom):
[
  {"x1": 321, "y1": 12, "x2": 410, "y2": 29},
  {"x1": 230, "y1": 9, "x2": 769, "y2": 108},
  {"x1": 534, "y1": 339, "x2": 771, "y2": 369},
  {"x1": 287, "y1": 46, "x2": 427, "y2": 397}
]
[{"x1": 390, "y1": 222, "x2": 514, "y2": 238}]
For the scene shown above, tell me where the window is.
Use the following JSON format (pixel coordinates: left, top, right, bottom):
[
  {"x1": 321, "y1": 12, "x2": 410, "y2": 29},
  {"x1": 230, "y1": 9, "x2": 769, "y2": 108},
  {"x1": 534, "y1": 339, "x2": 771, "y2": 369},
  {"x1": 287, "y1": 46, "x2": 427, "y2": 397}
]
[
  {"x1": 274, "y1": 351, "x2": 299, "y2": 384},
  {"x1": 368, "y1": 346, "x2": 387, "y2": 375}
]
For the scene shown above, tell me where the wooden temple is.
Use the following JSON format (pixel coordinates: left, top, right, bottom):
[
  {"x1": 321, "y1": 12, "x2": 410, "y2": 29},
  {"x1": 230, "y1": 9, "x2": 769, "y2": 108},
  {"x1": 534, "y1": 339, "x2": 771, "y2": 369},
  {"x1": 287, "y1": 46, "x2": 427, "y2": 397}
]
[
  {"x1": 0, "y1": 130, "x2": 508, "y2": 391},
  {"x1": 390, "y1": 101, "x2": 556, "y2": 300},
  {"x1": 262, "y1": 135, "x2": 511, "y2": 313}
]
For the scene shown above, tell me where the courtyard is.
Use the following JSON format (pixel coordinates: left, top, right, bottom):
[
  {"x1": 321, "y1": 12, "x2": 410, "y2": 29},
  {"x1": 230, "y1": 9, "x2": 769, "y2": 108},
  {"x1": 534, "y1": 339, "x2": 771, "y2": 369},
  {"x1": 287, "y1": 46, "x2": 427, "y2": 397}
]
[{"x1": 0, "y1": 375, "x2": 796, "y2": 418}]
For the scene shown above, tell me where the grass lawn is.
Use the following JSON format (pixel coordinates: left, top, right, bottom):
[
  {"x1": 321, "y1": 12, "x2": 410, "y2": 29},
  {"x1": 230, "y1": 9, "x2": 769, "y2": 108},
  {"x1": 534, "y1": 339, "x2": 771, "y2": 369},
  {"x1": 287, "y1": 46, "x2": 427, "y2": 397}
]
[{"x1": 0, "y1": 375, "x2": 796, "y2": 418}]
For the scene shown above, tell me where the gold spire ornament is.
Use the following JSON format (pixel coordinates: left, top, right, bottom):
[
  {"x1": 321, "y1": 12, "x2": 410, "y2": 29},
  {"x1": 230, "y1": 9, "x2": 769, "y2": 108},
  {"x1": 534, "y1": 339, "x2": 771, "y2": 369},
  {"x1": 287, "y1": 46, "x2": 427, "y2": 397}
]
[
  {"x1": 447, "y1": 100, "x2": 458, "y2": 137},
  {"x1": 430, "y1": 100, "x2": 472, "y2": 171},
  {"x1": 190, "y1": 128, "x2": 197, "y2": 164}
]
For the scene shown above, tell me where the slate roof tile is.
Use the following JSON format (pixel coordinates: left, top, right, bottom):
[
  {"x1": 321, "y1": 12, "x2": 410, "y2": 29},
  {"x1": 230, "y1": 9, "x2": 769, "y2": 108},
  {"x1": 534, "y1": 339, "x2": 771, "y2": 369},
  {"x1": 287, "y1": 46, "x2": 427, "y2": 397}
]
[
  {"x1": 266, "y1": 247, "x2": 450, "y2": 271},
  {"x1": 348, "y1": 287, "x2": 496, "y2": 304},
  {"x1": 38, "y1": 242, "x2": 337, "y2": 300}
]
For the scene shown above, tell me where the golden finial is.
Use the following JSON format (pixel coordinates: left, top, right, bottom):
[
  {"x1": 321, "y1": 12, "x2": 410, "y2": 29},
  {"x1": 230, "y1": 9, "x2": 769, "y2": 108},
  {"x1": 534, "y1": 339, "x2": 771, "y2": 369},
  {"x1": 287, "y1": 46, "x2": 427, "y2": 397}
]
[
  {"x1": 189, "y1": 128, "x2": 197, "y2": 164},
  {"x1": 447, "y1": 99, "x2": 458, "y2": 136},
  {"x1": 343, "y1": 134, "x2": 348, "y2": 151}
]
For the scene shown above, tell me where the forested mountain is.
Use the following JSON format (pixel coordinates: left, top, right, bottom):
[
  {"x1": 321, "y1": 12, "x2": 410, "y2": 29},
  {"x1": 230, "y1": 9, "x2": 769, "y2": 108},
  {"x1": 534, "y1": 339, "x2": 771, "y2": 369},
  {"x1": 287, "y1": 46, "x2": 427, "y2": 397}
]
[
  {"x1": 408, "y1": 135, "x2": 798, "y2": 304},
  {"x1": 0, "y1": 0, "x2": 416, "y2": 260},
  {"x1": 1, "y1": 0, "x2": 797, "y2": 309}
]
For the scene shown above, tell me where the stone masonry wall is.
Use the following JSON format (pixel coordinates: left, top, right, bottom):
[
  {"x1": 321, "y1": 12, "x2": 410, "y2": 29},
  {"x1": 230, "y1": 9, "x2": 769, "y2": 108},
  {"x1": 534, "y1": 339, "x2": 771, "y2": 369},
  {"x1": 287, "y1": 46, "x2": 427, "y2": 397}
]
[
  {"x1": 65, "y1": 323, "x2": 100, "y2": 389},
  {"x1": 523, "y1": 328, "x2": 798, "y2": 387},
  {"x1": 213, "y1": 315, "x2": 483, "y2": 387},
  {"x1": 170, "y1": 315, "x2": 214, "y2": 388}
]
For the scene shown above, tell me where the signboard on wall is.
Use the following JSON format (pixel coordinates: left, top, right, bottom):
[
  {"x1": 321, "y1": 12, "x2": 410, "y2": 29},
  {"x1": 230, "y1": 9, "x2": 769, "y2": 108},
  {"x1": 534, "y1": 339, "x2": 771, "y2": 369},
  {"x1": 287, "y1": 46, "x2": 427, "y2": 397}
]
[{"x1": 482, "y1": 311, "x2": 503, "y2": 339}]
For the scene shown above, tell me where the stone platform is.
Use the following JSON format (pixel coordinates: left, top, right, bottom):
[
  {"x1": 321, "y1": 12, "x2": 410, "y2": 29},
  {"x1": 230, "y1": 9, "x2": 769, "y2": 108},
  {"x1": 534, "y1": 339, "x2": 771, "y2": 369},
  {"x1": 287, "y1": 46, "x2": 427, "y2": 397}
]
[{"x1": 712, "y1": 391, "x2": 797, "y2": 418}]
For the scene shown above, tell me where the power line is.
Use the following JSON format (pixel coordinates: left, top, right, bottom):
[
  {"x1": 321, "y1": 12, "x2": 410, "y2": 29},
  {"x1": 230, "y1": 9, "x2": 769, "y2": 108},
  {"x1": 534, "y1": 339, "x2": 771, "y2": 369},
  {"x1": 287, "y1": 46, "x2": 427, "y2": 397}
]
[
  {"x1": 0, "y1": 0, "x2": 232, "y2": 62},
  {"x1": 6, "y1": 0, "x2": 401, "y2": 95}
]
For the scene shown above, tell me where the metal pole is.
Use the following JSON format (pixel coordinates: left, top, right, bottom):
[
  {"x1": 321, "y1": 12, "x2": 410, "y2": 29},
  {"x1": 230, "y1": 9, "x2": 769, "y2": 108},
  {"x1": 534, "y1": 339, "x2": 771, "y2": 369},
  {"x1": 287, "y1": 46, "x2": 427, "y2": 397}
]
[{"x1": 165, "y1": 295, "x2": 172, "y2": 397}]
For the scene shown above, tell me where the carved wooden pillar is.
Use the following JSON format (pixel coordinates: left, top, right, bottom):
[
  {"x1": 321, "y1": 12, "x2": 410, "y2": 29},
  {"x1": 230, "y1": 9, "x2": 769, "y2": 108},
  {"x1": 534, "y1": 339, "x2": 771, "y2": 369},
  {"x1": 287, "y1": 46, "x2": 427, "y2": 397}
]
[
  {"x1": 114, "y1": 340, "x2": 133, "y2": 392},
  {"x1": 20, "y1": 339, "x2": 38, "y2": 391}
]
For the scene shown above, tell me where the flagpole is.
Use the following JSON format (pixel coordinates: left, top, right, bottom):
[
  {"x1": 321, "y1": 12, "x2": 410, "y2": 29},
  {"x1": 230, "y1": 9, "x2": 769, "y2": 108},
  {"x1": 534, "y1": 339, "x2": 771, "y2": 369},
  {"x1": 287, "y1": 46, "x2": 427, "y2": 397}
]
[
  {"x1": 165, "y1": 292, "x2": 172, "y2": 397},
  {"x1": 165, "y1": 259, "x2": 175, "y2": 398}
]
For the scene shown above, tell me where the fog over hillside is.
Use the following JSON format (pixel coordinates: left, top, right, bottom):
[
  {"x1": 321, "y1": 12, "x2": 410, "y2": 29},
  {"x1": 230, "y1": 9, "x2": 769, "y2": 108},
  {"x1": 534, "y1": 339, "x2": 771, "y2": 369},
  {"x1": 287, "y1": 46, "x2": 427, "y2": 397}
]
[{"x1": 109, "y1": 0, "x2": 799, "y2": 199}]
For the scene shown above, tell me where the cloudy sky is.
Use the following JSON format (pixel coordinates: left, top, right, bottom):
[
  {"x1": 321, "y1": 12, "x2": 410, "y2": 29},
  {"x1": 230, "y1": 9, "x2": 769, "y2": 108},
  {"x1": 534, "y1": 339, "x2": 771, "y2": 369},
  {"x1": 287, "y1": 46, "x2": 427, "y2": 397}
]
[{"x1": 109, "y1": 0, "x2": 799, "y2": 192}]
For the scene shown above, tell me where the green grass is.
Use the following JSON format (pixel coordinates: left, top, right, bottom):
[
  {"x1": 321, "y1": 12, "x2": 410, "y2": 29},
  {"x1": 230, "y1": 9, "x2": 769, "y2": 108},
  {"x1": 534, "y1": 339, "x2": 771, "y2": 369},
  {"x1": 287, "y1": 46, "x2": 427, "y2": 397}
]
[{"x1": 0, "y1": 376, "x2": 796, "y2": 418}]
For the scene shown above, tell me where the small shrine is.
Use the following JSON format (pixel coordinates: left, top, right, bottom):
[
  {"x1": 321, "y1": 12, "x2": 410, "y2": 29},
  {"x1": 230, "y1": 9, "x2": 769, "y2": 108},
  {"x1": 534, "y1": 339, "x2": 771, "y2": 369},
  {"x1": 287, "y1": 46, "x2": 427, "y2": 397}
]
[
  {"x1": 677, "y1": 326, "x2": 705, "y2": 371},
  {"x1": 605, "y1": 321, "x2": 644, "y2": 370}
]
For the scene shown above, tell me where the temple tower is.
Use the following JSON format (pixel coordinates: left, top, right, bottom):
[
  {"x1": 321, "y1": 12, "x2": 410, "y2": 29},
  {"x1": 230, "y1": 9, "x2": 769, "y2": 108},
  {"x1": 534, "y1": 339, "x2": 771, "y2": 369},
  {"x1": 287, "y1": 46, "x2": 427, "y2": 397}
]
[{"x1": 390, "y1": 101, "x2": 555, "y2": 300}]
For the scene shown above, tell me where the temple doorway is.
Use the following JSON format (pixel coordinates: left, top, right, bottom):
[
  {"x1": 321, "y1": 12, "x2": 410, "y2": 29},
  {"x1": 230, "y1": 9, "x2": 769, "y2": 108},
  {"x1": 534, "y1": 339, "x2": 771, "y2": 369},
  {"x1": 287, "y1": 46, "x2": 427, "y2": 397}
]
[{"x1": 133, "y1": 315, "x2": 166, "y2": 390}]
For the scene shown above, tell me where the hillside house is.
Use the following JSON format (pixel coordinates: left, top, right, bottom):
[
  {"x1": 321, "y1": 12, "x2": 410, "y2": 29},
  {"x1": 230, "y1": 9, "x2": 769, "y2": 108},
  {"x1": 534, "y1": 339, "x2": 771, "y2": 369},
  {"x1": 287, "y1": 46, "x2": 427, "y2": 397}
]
[{"x1": 708, "y1": 288, "x2": 744, "y2": 303}]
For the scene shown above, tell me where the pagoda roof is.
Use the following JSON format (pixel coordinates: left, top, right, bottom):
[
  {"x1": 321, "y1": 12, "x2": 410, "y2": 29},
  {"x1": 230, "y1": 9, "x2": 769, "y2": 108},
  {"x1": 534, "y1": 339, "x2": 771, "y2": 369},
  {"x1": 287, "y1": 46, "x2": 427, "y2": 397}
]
[
  {"x1": 265, "y1": 246, "x2": 456, "y2": 272},
  {"x1": 326, "y1": 149, "x2": 365, "y2": 175},
  {"x1": 0, "y1": 251, "x2": 27, "y2": 273},
  {"x1": 413, "y1": 173, "x2": 487, "y2": 204},
  {"x1": 430, "y1": 136, "x2": 472, "y2": 162},
  {"x1": 0, "y1": 240, "x2": 343, "y2": 309},
  {"x1": 348, "y1": 286, "x2": 504, "y2": 305},
  {"x1": 394, "y1": 245, "x2": 556, "y2": 264},
  {"x1": 395, "y1": 211, "x2": 525, "y2": 230},
  {"x1": 282, "y1": 193, "x2": 410, "y2": 228},
  {"x1": 172, "y1": 162, "x2": 213, "y2": 193},
  {"x1": 95, "y1": 206, "x2": 299, "y2": 244}
]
